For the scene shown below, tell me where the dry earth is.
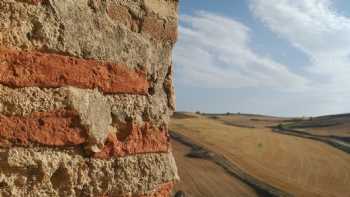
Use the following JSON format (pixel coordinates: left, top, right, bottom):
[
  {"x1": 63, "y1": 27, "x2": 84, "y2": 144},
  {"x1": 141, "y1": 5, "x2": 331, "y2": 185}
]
[{"x1": 171, "y1": 112, "x2": 350, "y2": 197}]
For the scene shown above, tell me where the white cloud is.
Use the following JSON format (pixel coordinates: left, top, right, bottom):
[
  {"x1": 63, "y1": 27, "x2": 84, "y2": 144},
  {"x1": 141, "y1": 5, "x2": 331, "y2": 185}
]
[
  {"x1": 250, "y1": 0, "x2": 350, "y2": 92},
  {"x1": 174, "y1": 2, "x2": 350, "y2": 116},
  {"x1": 174, "y1": 11, "x2": 307, "y2": 89}
]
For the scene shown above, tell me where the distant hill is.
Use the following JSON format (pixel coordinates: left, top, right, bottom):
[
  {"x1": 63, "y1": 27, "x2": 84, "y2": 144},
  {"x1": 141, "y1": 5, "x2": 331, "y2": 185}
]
[{"x1": 281, "y1": 113, "x2": 350, "y2": 137}]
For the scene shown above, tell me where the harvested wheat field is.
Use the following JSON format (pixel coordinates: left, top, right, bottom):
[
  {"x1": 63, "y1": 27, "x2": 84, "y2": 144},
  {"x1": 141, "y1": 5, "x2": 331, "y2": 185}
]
[
  {"x1": 172, "y1": 140, "x2": 259, "y2": 197},
  {"x1": 171, "y1": 112, "x2": 350, "y2": 197}
]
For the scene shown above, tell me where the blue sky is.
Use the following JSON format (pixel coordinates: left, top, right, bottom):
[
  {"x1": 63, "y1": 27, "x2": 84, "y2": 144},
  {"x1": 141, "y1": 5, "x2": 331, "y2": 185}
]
[{"x1": 173, "y1": 0, "x2": 350, "y2": 117}]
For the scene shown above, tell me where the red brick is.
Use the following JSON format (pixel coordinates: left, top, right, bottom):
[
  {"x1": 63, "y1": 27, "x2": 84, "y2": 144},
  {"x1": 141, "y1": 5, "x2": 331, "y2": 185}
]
[
  {"x1": 142, "y1": 15, "x2": 178, "y2": 43},
  {"x1": 0, "y1": 49, "x2": 149, "y2": 94},
  {"x1": 31, "y1": 0, "x2": 42, "y2": 4},
  {"x1": 0, "y1": 110, "x2": 169, "y2": 156},
  {"x1": 0, "y1": 110, "x2": 87, "y2": 147},
  {"x1": 15, "y1": 0, "x2": 42, "y2": 5},
  {"x1": 93, "y1": 122, "x2": 170, "y2": 159}
]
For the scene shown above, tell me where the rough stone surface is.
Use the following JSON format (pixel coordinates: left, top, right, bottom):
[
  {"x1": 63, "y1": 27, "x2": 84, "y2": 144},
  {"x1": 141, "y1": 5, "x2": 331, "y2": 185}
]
[
  {"x1": 0, "y1": 85, "x2": 66, "y2": 116},
  {"x1": 0, "y1": 0, "x2": 179, "y2": 196},
  {"x1": 0, "y1": 149, "x2": 178, "y2": 197},
  {"x1": 66, "y1": 87, "x2": 113, "y2": 151},
  {"x1": 144, "y1": 0, "x2": 178, "y2": 18},
  {"x1": 0, "y1": 85, "x2": 172, "y2": 128},
  {"x1": 106, "y1": 182, "x2": 175, "y2": 197}
]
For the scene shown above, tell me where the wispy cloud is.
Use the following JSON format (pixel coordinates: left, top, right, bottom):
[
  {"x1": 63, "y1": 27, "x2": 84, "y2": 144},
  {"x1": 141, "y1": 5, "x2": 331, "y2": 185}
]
[
  {"x1": 174, "y1": 1, "x2": 350, "y2": 116},
  {"x1": 250, "y1": 0, "x2": 350, "y2": 92},
  {"x1": 174, "y1": 11, "x2": 307, "y2": 90}
]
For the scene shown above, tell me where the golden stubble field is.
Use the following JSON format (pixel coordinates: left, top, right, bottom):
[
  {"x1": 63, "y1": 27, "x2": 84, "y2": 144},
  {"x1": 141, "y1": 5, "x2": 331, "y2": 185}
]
[
  {"x1": 171, "y1": 113, "x2": 350, "y2": 197},
  {"x1": 172, "y1": 140, "x2": 259, "y2": 197}
]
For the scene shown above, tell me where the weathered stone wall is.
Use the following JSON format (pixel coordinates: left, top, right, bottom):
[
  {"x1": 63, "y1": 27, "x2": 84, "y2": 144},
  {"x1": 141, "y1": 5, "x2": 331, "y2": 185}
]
[{"x1": 0, "y1": 0, "x2": 179, "y2": 196}]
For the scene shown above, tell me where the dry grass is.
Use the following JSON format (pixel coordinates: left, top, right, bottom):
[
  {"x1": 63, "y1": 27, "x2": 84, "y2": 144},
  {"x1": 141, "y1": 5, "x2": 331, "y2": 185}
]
[
  {"x1": 171, "y1": 113, "x2": 350, "y2": 197},
  {"x1": 206, "y1": 114, "x2": 289, "y2": 129},
  {"x1": 172, "y1": 140, "x2": 258, "y2": 197}
]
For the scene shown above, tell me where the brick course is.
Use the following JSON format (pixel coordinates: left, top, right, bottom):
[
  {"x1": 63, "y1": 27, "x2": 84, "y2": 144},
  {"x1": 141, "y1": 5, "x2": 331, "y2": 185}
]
[{"x1": 0, "y1": 0, "x2": 179, "y2": 196}]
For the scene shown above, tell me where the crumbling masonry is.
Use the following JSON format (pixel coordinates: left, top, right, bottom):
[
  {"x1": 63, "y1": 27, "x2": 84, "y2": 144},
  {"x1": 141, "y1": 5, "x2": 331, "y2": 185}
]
[{"x1": 0, "y1": 0, "x2": 179, "y2": 196}]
